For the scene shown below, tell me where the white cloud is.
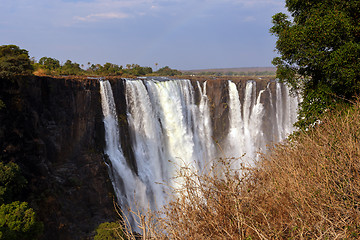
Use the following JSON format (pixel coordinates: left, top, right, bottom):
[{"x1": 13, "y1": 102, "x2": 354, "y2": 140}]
[
  {"x1": 74, "y1": 12, "x2": 130, "y2": 21},
  {"x1": 243, "y1": 16, "x2": 256, "y2": 22}
]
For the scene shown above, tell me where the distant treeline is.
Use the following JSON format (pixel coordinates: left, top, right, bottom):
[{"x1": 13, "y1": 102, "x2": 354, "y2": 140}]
[
  {"x1": 33, "y1": 57, "x2": 182, "y2": 77},
  {"x1": 182, "y1": 71, "x2": 276, "y2": 76}
]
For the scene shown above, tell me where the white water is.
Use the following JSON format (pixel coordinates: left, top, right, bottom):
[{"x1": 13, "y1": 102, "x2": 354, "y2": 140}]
[
  {"x1": 100, "y1": 80, "x2": 148, "y2": 230},
  {"x1": 99, "y1": 78, "x2": 299, "y2": 230},
  {"x1": 225, "y1": 80, "x2": 266, "y2": 165}
]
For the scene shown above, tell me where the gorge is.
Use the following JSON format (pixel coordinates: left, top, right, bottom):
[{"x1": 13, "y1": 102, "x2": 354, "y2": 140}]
[{"x1": 0, "y1": 76, "x2": 299, "y2": 239}]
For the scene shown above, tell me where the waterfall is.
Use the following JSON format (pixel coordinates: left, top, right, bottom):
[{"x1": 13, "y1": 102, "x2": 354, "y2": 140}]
[
  {"x1": 100, "y1": 80, "x2": 148, "y2": 230},
  {"x1": 128, "y1": 79, "x2": 214, "y2": 189},
  {"x1": 225, "y1": 80, "x2": 266, "y2": 165},
  {"x1": 276, "y1": 82, "x2": 299, "y2": 140},
  {"x1": 99, "y1": 78, "x2": 299, "y2": 230}
]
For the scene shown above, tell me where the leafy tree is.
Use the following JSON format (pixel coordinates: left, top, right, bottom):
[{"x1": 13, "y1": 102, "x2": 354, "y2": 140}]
[
  {"x1": 38, "y1": 57, "x2": 60, "y2": 70},
  {"x1": 155, "y1": 66, "x2": 182, "y2": 76},
  {"x1": 0, "y1": 45, "x2": 33, "y2": 80},
  {"x1": 94, "y1": 222, "x2": 126, "y2": 240},
  {"x1": 101, "y1": 63, "x2": 122, "y2": 76},
  {"x1": 270, "y1": 1, "x2": 360, "y2": 129},
  {"x1": 60, "y1": 60, "x2": 83, "y2": 75},
  {"x1": 0, "y1": 201, "x2": 43, "y2": 240},
  {"x1": 0, "y1": 162, "x2": 27, "y2": 204}
]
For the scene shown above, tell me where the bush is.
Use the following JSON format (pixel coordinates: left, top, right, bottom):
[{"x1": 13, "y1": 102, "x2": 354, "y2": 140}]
[
  {"x1": 0, "y1": 45, "x2": 33, "y2": 80},
  {"x1": 0, "y1": 201, "x2": 43, "y2": 240},
  {"x1": 0, "y1": 162, "x2": 27, "y2": 204},
  {"x1": 95, "y1": 222, "x2": 126, "y2": 240}
]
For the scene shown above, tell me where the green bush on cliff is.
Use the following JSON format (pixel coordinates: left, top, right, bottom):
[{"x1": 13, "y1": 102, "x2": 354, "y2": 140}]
[
  {"x1": 60, "y1": 60, "x2": 84, "y2": 75},
  {"x1": 0, "y1": 201, "x2": 43, "y2": 240},
  {"x1": 155, "y1": 66, "x2": 182, "y2": 76},
  {"x1": 0, "y1": 45, "x2": 33, "y2": 80},
  {"x1": 94, "y1": 222, "x2": 126, "y2": 240},
  {"x1": 0, "y1": 162, "x2": 27, "y2": 205},
  {"x1": 0, "y1": 162, "x2": 43, "y2": 239}
]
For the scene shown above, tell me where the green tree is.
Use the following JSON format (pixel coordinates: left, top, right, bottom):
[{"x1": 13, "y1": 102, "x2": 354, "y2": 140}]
[
  {"x1": 94, "y1": 222, "x2": 126, "y2": 240},
  {"x1": 155, "y1": 66, "x2": 182, "y2": 76},
  {"x1": 0, "y1": 201, "x2": 43, "y2": 240},
  {"x1": 38, "y1": 57, "x2": 60, "y2": 70},
  {"x1": 0, "y1": 45, "x2": 33, "y2": 80},
  {"x1": 60, "y1": 60, "x2": 83, "y2": 75},
  {"x1": 0, "y1": 162, "x2": 27, "y2": 204},
  {"x1": 270, "y1": 1, "x2": 360, "y2": 129}
]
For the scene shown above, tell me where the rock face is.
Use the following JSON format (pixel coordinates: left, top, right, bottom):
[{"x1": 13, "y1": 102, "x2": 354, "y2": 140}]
[{"x1": 0, "y1": 76, "x2": 117, "y2": 240}]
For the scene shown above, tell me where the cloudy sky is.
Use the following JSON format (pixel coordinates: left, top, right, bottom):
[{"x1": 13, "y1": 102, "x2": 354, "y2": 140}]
[{"x1": 0, "y1": 0, "x2": 287, "y2": 70}]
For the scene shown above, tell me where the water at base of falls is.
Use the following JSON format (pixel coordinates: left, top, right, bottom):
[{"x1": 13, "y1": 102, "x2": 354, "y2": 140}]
[{"x1": 99, "y1": 78, "x2": 299, "y2": 231}]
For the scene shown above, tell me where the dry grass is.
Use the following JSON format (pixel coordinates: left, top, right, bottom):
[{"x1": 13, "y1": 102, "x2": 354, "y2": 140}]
[{"x1": 124, "y1": 102, "x2": 360, "y2": 239}]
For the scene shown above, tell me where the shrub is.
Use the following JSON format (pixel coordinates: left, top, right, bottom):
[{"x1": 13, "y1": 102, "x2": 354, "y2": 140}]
[
  {"x1": 0, "y1": 45, "x2": 33, "y2": 80},
  {"x1": 0, "y1": 162, "x2": 27, "y2": 204},
  {"x1": 0, "y1": 201, "x2": 43, "y2": 240},
  {"x1": 95, "y1": 222, "x2": 127, "y2": 240}
]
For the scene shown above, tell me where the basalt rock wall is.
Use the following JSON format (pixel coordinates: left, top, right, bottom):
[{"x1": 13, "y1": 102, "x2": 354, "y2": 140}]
[{"x1": 0, "y1": 76, "x2": 117, "y2": 240}]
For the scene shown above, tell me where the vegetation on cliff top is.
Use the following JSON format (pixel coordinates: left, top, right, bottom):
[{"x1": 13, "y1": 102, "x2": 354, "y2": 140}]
[
  {"x1": 33, "y1": 56, "x2": 182, "y2": 77},
  {"x1": 0, "y1": 45, "x2": 33, "y2": 81}
]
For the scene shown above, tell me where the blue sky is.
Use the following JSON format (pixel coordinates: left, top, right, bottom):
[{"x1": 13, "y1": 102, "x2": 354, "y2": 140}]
[{"x1": 0, "y1": 0, "x2": 287, "y2": 70}]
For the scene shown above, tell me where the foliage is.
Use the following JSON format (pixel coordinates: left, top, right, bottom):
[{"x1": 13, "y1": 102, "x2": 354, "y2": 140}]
[
  {"x1": 38, "y1": 57, "x2": 60, "y2": 71},
  {"x1": 0, "y1": 45, "x2": 33, "y2": 80},
  {"x1": 34, "y1": 58, "x2": 156, "y2": 77},
  {"x1": 155, "y1": 66, "x2": 182, "y2": 76},
  {"x1": 0, "y1": 100, "x2": 4, "y2": 110},
  {"x1": 94, "y1": 222, "x2": 126, "y2": 240},
  {"x1": 183, "y1": 71, "x2": 276, "y2": 76},
  {"x1": 123, "y1": 101, "x2": 360, "y2": 239},
  {"x1": 60, "y1": 60, "x2": 83, "y2": 75},
  {"x1": 0, "y1": 162, "x2": 27, "y2": 204},
  {"x1": 270, "y1": 0, "x2": 360, "y2": 129},
  {"x1": 124, "y1": 64, "x2": 152, "y2": 76},
  {"x1": 0, "y1": 201, "x2": 43, "y2": 240}
]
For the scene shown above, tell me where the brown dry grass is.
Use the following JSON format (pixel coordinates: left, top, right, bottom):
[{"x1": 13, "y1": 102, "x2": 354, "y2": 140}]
[{"x1": 124, "y1": 102, "x2": 360, "y2": 240}]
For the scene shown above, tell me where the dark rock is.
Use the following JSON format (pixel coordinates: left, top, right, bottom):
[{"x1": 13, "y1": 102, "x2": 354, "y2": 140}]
[{"x1": 0, "y1": 76, "x2": 116, "y2": 240}]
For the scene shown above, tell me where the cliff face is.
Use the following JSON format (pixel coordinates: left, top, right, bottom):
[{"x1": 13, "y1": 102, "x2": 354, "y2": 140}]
[{"x1": 0, "y1": 76, "x2": 117, "y2": 240}]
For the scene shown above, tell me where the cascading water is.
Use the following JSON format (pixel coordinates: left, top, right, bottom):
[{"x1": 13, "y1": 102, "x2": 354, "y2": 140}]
[
  {"x1": 126, "y1": 79, "x2": 214, "y2": 190},
  {"x1": 99, "y1": 80, "x2": 148, "y2": 230},
  {"x1": 225, "y1": 80, "x2": 266, "y2": 165},
  {"x1": 99, "y1": 78, "x2": 299, "y2": 230}
]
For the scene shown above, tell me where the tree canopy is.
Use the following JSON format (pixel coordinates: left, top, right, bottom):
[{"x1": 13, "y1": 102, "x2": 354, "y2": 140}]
[
  {"x1": 0, "y1": 45, "x2": 33, "y2": 80},
  {"x1": 0, "y1": 201, "x2": 43, "y2": 240},
  {"x1": 270, "y1": 0, "x2": 360, "y2": 129},
  {"x1": 0, "y1": 162, "x2": 27, "y2": 205},
  {"x1": 38, "y1": 57, "x2": 60, "y2": 71},
  {"x1": 156, "y1": 66, "x2": 182, "y2": 76}
]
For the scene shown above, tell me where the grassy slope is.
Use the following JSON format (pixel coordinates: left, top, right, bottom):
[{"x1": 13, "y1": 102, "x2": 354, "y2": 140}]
[{"x1": 123, "y1": 102, "x2": 360, "y2": 239}]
